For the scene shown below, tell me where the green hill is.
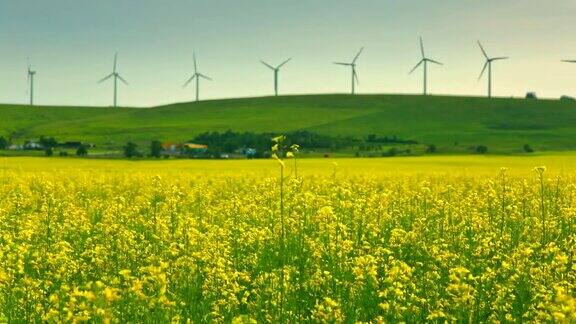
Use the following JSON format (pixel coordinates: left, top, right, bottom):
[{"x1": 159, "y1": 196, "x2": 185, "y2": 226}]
[{"x1": 1, "y1": 94, "x2": 576, "y2": 154}]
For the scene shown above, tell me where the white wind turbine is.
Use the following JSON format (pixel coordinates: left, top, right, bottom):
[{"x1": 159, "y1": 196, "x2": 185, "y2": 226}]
[
  {"x1": 409, "y1": 37, "x2": 443, "y2": 95},
  {"x1": 334, "y1": 47, "x2": 364, "y2": 95},
  {"x1": 98, "y1": 53, "x2": 128, "y2": 107},
  {"x1": 261, "y1": 58, "x2": 291, "y2": 96},
  {"x1": 183, "y1": 53, "x2": 212, "y2": 102}
]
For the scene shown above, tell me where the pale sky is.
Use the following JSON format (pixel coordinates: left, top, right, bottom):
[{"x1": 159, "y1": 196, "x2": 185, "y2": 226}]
[{"x1": 0, "y1": 0, "x2": 575, "y2": 107}]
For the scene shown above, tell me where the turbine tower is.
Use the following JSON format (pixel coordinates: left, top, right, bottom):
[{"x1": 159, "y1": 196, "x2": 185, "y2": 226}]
[
  {"x1": 183, "y1": 53, "x2": 212, "y2": 102},
  {"x1": 27, "y1": 59, "x2": 36, "y2": 106},
  {"x1": 260, "y1": 58, "x2": 291, "y2": 96},
  {"x1": 334, "y1": 47, "x2": 364, "y2": 95},
  {"x1": 478, "y1": 41, "x2": 509, "y2": 98},
  {"x1": 409, "y1": 37, "x2": 443, "y2": 95},
  {"x1": 98, "y1": 53, "x2": 128, "y2": 107}
]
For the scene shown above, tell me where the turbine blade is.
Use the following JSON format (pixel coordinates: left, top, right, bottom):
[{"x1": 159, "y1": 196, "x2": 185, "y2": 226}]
[
  {"x1": 354, "y1": 70, "x2": 359, "y2": 85},
  {"x1": 182, "y1": 75, "x2": 196, "y2": 88},
  {"x1": 199, "y1": 73, "x2": 212, "y2": 81},
  {"x1": 427, "y1": 58, "x2": 443, "y2": 66},
  {"x1": 334, "y1": 62, "x2": 352, "y2": 66},
  {"x1": 193, "y1": 53, "x2": 198, "y2": 74},
  {"x1": 277, "y1": 57, "x2": 292, "y2": 69},
  {"x1": 98, "y1": 73, "x2": 114, "y2": 83},
  {"x1": 114, "y1": 53, "x2": 118, "y2": 73},
  {"x1": 492, "y1": 57, "x2": 509, "y2": 61},
  {"x1": 478, "y1": 41, "x2": 489, "y2": 59},
  {"x1": 260, "y1": 60, "x2": 275, "y2": 70},
  {"x1": 420, "y1": 37, "x2": 425, "y2": 58},
  {"x1": 352, "y1": 47, "x2": 364, "y2": 64},
  {"x1": 117, "y1": 74, "x2": 129, "y2": 85},
  {"x1": 478, "y1": 62, "x2": 489, "y2": 80},
  {"x1": 562, "y1": 59, "x2": 576, "y2": 63},
  {"x1": 409, "y1": 60, "x2": 424, "y2": 74}
]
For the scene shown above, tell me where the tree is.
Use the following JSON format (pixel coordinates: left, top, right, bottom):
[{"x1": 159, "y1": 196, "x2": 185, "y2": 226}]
[
  {"x1": 387, "y1": 147, "x2": 399, "y2": 156},
  {"x1": 426, "y1": 144, "x2": 437, "y2": 154},
  {"x1": 124, "y1": 142, "x2": 139, "y2": 158},
  {"x1": 150, "y1": 140, "x2": 163, "y2": 158},
  {"x1": 39, "y1": 136, "x2": 57, "y2": 149},
  {"x1": 476, "y1": 145, "x2": 488, "y2": 154},
  {"x1": 523, "y1": 144, "x2": 534, "y2": 153},
  {"x1": 76, "y1": 145, "x2": 89, "y2": 157},
  {"x1": 0, "y1": 136, "x2": 9, "y2": 150},
  {"x1": 45, "y1": 147, "x2": 54, "y2": 156}
]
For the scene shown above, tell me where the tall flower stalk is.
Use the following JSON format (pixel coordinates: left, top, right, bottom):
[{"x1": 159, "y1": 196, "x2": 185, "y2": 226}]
[
  {"x1": 271, "y1": 135, "x2": 298, "y2": 322},
  {"x1": 534, "y1": 166, "x2": 547, "y2": 244}
]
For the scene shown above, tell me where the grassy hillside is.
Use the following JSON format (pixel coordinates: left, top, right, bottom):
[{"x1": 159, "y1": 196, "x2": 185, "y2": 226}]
[{"x1": 1, "y1": 94, "x2": 575, "y2": 153}]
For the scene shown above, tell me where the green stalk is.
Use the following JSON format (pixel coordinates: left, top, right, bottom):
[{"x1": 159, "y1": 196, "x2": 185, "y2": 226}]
[
  {"x1": 279, "y1": 162, "x2": 285, "y2": 323},
  {"x1": 540, "y1": 174, "x2": 546, "y2": 244}
]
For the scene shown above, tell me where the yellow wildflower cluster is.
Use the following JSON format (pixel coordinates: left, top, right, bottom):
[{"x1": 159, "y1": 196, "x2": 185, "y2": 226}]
[{"x1": 0, "y1": 164, "x2": 574, "y2": 322}]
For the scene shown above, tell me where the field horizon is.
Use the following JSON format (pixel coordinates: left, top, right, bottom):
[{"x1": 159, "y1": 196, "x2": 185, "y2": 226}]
[{"x1": 1, "y1": 94, "x2": 576, "y2": 155}]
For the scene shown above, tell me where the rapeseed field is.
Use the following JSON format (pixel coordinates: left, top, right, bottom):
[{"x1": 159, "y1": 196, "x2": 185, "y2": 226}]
[{"x1": 0, "y1": 156, "x2": 575, "y2": 322}]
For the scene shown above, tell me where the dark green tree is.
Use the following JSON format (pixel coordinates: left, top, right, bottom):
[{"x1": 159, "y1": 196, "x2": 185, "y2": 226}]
[
  {"x1": 76, "y1": 145, "x2": 89, "y2": 157},
  {"x1": 39, "y1": 136, "x2": 57, "y2": 149},
  {"x1": 0, "y1": 136, "x2": 9, "y2": 150},
  {"x1": 476, "y1": 145, "x2": 488, "y2": 154},
  {"x1": 124, "y1": 142, "x2": 139, "y2": 158},
  {"x1": 150, "y1": 140, "x2": 163, "y2": 158}
]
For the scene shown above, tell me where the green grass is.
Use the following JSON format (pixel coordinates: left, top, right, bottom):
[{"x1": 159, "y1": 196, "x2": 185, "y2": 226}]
[{"x1": 1, "y1": 94, "x2": 575, "y2": 153}]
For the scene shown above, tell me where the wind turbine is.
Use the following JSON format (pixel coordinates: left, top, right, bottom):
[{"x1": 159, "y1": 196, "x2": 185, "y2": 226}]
[
  {"x1": 260, "y1": 58, "x2": 291, "y2": 96},
  {"x1": 27, "y1": 59, "x2": 36, "y2": 106},
  {"x1": 409, "y1": 37, "x2": 443, "y2": 95},
  {"x1": 98, "y1": 53, "x2": 128, "y2": 107},
  {"x1": 478, "y1": 41, "x2": 509, "y2": 98},
  {"x1": 183, "y1": 53, "x2": 212, "y2": 102},
  {"x1": 334, "y1": 47, "x2": 364, "y2": 95}
]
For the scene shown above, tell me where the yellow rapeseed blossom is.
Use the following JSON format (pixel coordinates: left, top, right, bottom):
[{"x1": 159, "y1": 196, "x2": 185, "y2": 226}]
[{"x1": 0, "y1": 161, "x2": 574, "y2": 322}]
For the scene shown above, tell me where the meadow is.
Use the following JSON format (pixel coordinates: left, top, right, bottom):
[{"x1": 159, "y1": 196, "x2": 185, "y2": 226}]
[
  {"x1": 2, "y1": 94, "x2": 576, "y2": 153},
  {"x1": 0, "y1": 155, "x2": 575, "y2": 322}
]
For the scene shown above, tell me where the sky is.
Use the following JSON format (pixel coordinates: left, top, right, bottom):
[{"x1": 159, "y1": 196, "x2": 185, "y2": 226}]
[{"x1": 0, "y1": 0, "x2": 575, "y2": 107}]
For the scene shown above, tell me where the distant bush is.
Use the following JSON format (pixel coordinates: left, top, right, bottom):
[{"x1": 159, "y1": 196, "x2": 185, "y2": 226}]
[
  {"x1": 45, "y1": 147, "x2": 54, "y2": 157},
  {"x1": 476, "y1": 145, "x2": 488, "y2": 154},
  {"x1": 124, "y1": 142, "x2": 139, "y2": 158},
  {"x1": 426, "y1": 144, "x2": 437, "y2": 154},
  {"x1": 76, "y1": 145, "x2": 89, "y2": 157},
  {"x1": 365, "y1": 134, "x2": 418, "y2": 145},
  {"x1": 192, "y1": 130, "x2": 357, "y2": 155},
  {"x1": 382, "y1": 148, "x2": 399, "y2": 157},
  {"x1": 150, "y1": 140, "x2": 163, "y2": 158},
  {"x1": 39, "y1": 136, "x2": 58, "y2": 149},
  {"x1": 523, "y1": 144, "x2": 534, "y2": 153},
  {"x1": 59, "y1": 151, "x2": 68, "y2": 157},
  {"x1": 0, "y1": 136, "x2": 9, "y2": 150}
]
